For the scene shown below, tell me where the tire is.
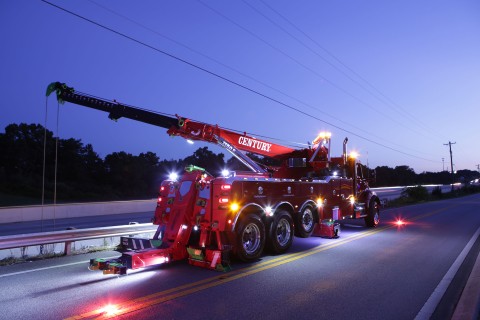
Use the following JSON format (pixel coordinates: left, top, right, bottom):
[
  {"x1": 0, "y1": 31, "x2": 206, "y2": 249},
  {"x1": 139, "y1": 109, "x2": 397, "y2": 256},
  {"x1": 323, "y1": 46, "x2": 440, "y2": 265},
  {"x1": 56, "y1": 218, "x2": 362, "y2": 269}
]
[
  {"x1": 364, "y1": 198, "x2": 380, "y2": 228},
  {"x1": 235, "y1": 213, "x2": 265, "y2": 262},
  {"x1": 295, "y1": 205, "x2": 315, "y2": 238},
  {"x1": 267, "y1": 210, "x2": 294, "y2": 254}
]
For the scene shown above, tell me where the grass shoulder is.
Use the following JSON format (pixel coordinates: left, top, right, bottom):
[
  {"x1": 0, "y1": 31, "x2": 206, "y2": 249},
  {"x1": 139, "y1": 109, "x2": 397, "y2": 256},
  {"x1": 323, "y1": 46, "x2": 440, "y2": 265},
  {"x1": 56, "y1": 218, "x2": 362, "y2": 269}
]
[{"x1": 386, "y1": 184, "x2": 480, "y2": 208}]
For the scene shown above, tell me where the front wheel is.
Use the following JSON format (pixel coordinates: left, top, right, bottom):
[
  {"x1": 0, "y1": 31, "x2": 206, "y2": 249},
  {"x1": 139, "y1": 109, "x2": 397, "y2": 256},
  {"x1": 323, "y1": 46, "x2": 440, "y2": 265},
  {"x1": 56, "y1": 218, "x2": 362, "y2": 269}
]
[
  {"x1": 235, "y1": 214, "x2": 265, "y2": 262},
  {"x1": 364, "y1": 199, "x2": 380, "y2": 227},
  {"x1": 267, "y1": 210, "x2": 294, "y2": 254}
]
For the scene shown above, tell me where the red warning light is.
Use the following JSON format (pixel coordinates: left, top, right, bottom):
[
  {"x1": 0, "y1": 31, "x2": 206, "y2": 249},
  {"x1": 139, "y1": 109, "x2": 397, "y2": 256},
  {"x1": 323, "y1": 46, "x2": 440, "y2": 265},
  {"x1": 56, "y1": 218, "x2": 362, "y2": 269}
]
[{"x1": 99, "y1": 304, "x2": 119, "y2": 316}]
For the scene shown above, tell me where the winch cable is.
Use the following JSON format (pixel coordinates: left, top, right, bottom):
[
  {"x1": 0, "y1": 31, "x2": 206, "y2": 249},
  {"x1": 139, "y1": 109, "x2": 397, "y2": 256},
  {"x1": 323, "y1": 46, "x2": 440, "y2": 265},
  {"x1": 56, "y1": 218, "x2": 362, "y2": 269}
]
[
  {"x1": 41, "y1": 98, "x2": 61, "y2": 233},
  {"x1": 41, "y1": 97, "x2": 48, "y2": 234}
]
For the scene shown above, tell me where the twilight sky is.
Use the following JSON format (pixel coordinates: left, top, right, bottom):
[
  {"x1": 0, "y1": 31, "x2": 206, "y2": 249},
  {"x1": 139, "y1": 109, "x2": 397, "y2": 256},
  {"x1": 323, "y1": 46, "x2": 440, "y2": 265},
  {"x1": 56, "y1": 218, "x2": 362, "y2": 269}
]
[{"x1": 1, "y1": 0, "x2": 479, "y2": 173}]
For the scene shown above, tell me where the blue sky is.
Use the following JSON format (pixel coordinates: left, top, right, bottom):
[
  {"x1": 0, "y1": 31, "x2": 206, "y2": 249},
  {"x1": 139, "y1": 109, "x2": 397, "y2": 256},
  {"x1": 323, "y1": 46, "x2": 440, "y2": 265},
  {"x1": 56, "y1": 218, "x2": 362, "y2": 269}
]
[{"x1": 1, "y1": 0, "x2": 479, "y2": 173}]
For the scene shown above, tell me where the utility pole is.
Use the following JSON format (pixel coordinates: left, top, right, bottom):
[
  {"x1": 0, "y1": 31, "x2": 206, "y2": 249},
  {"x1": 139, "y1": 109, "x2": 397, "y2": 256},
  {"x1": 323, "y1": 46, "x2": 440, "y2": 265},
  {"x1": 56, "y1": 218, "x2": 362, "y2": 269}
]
[
  {"x1": 442, "y1": 158, "x2": 445, "y2": 171},
  {"x1": 444, "y1": 141, "x2": 456, "y2": 191}
]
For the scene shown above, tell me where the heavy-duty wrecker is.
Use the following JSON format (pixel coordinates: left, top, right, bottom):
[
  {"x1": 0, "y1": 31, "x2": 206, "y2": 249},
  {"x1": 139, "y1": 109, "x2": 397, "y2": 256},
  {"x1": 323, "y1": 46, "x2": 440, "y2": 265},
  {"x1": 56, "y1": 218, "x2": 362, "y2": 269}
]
[{"x1": 46, "y1": 82, "x2": 380, "y2": 275}]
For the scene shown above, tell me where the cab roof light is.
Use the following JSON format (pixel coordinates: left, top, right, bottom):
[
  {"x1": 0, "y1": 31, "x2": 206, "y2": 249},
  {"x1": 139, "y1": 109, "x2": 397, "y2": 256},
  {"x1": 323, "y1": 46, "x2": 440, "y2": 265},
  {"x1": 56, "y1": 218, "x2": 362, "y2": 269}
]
[
  {"x1": 312, "y1": 131, "x2": 332, "y2": 145},
  {"x1": 169, "y1": 172, "x2": 179, "y2": 181}
]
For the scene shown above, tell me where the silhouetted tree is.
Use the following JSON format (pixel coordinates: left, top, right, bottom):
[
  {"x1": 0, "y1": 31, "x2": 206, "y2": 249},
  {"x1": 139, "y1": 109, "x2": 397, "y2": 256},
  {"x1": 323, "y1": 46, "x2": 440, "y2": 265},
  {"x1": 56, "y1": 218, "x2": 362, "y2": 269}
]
[
  {"x1": 2, "y1": 123, "x2": 479, "y2": 206},
  {"x1": 0, "y1": 123, "x2": 56, "y2": 197}
]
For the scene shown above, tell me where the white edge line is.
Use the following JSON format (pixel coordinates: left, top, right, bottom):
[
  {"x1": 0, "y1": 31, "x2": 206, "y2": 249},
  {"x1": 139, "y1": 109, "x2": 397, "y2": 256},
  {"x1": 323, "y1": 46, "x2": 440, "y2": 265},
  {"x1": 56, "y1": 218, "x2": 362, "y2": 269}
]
[
  {"x1": 0, "y1": 256, "x2": 119, "y2": 278},
  {"x1": 415, "y1": 226, "x2": 480, "y2": 319}
]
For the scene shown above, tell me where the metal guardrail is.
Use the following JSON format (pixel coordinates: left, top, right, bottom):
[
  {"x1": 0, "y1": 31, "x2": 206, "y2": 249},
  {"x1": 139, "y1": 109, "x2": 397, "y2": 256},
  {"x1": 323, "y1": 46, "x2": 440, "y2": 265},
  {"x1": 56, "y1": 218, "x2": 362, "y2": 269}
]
[{"x1": 0, "y1": 223, "x2": 157, "y2": 254}]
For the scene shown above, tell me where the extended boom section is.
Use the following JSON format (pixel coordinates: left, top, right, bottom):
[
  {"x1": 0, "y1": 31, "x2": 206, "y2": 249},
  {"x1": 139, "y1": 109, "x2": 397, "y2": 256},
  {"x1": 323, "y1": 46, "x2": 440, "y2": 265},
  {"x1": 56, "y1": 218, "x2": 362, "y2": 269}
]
[{"x1": 47, "y1": 82, "x2": 381, "y2": 275}]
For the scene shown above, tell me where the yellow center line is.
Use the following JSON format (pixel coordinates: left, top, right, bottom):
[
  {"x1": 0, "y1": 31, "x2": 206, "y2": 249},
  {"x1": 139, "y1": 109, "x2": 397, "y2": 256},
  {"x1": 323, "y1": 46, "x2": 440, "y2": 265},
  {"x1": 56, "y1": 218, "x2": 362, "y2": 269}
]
[{"x1": 66, "y1": 204, "x2": 457, "y2": 319}]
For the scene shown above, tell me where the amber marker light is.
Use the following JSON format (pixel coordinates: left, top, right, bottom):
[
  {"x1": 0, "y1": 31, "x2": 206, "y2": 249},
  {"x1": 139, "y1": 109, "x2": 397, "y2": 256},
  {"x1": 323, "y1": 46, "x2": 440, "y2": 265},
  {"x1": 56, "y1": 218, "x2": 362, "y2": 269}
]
[
  {"x1": 312, "y1": 131, "x2": 332, "y2": 145},
  {"x1": 230, "y1": 203, "x2": 239, "y2": 212},
  {"x1": 349, "y1": 151, "x2": 359, "y2": 159}
]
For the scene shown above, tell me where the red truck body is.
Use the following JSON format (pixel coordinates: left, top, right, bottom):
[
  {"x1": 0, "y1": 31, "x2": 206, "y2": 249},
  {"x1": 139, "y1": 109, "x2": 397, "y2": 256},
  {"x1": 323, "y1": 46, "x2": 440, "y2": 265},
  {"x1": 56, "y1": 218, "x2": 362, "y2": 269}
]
[{"x1": 47, "y1": 82, "x2": 380, "y2": 274}]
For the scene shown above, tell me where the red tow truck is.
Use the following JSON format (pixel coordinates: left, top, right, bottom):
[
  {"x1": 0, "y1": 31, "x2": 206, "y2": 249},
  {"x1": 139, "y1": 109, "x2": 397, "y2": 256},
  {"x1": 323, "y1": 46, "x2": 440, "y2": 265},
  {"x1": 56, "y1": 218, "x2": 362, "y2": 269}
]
[{"x1": 47, "y1": 82, "x2": 380, "y2": 274}]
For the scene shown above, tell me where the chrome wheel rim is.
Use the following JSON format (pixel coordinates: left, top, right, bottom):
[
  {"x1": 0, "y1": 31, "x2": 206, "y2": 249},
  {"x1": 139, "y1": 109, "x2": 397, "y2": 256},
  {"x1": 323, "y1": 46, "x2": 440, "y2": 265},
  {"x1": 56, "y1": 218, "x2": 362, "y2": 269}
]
[
  {"x1": 276, "y1": 218, "x2": 291, "y2": 247},
  {"x1": 242, "y1": 223, "x2": 261, "y2": 254},
  {"x1": 302, "y1": 208, "x2": 314, "y2": 232}
]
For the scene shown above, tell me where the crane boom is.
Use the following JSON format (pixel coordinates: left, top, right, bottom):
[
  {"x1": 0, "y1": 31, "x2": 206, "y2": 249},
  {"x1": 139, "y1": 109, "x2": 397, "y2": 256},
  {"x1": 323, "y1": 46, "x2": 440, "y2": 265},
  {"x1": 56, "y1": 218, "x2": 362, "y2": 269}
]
[
  {"x1": 46, "y1": 82, "x2": 298, "y2": 173},
  {"x1": 44, "y1": 82, "x2": 381, "y2": 276}
]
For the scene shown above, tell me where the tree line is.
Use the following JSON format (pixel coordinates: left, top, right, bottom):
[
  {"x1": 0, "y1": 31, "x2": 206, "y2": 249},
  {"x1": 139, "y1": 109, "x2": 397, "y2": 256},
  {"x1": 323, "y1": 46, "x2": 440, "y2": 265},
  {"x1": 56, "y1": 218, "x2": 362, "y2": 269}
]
[{"x1": 0, "y1": 123, "x2": 478, "y2": 206}]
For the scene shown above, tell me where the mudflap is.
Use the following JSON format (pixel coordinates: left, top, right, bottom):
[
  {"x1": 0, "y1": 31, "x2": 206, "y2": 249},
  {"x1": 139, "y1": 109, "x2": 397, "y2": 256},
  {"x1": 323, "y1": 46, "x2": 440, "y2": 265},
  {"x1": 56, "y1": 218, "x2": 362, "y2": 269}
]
[
  {"x1": 312, "y1": 221, "x2": 341, "y2": 238},
  {"x1": 186, "y1": 247, "x2": 232, "y2": 272}
]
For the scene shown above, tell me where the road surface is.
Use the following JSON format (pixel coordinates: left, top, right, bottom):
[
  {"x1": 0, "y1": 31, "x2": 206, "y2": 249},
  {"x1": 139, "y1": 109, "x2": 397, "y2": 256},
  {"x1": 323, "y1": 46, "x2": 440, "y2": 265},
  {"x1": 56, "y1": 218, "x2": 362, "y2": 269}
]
[{"x1": 1, "y1": 193, "x2": 479, "y2": 319}]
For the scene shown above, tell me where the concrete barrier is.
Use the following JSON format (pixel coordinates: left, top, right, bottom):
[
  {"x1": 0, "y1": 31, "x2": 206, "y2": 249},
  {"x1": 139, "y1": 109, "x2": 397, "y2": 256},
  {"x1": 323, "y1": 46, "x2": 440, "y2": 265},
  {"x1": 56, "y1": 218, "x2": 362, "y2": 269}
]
[{"x1": 0, "y1": 199, "x2": 157, "y2": 224}]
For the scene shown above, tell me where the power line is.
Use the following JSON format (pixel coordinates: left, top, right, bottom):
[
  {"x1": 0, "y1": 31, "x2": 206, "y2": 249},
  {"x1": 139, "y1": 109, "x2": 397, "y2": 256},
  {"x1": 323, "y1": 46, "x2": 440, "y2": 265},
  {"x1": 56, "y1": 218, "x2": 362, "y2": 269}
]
[
  {"x1": 86, "y1": 0, "x2": 436, "y2": 158},
  {"x1": 40, "y1": 0, "x2": 440, "y2": 163},
  {"x1": 257, "y1": 0, "x2": 446, "y2": 141},
  {"x1": 197, "y1": 0, "x2": 432, "y2": 140}
]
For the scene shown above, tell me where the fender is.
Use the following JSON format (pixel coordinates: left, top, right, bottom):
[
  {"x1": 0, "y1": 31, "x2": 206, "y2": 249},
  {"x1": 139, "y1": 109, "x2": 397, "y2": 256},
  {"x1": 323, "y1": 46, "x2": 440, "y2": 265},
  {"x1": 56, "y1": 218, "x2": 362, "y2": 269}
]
[
  {"x1": 363, "y1": 189, "x2": 380, "y2": 212},
  {"x1": 358, "y1": 189, "x2": 376, "y2": 204},
  {"x1": 271, "y1": 201, "x2": 295, "y2": 214},
  {"x1": 298, "y1": 199, "x2": 320, "y2": 223},
  {"x1": 299, "y1": 199, "x2": 317, "y2": 213},
  {"x1": 230, "y1": 201, "x2": 295, "y2": 232},
  {"x1": 230, "y1": 203, "x2": 264, "y2": 232}
]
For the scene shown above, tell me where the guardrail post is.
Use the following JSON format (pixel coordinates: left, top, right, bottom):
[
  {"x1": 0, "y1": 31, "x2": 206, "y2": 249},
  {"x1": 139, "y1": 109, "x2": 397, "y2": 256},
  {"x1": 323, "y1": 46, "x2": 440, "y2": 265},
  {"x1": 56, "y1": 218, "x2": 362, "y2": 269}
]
[{"x1": 64, "y1": 241, "x2": 72, "y2": 255}]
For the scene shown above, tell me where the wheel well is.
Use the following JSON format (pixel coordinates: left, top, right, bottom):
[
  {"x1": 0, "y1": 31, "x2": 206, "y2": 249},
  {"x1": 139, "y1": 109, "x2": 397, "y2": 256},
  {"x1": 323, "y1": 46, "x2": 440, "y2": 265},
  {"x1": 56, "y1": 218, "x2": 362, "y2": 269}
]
[
  {"x1": 231, "y1": 204, "x2": 264, "y2": 232},
  {"x1": 275, "y1": 203, "x2": 294, "y2": 217}
]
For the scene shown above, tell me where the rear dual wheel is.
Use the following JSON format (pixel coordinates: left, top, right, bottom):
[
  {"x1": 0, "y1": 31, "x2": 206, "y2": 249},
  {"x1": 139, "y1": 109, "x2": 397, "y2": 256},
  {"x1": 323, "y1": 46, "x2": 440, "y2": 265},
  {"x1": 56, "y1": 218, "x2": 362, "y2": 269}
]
[
  {"x1": 236, "y1": 214, "x2": 265, "y2": 262},
  {"x1": 267, "y1": 210, "x2": 294, "y2": 254}
]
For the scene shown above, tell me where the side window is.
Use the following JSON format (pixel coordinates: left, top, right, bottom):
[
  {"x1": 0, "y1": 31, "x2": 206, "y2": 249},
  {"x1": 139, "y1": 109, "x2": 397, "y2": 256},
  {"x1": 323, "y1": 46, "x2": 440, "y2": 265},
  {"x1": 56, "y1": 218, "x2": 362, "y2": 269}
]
[
  {"x1": 199, "y1": 185, "x2": 210, "y2": 199},
  {"x1": 179, "y1": 181, "x2": 193, "y2": 197},
  {"x1": 356, "y1": 164, "x2": 363, "y2": 179}
]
